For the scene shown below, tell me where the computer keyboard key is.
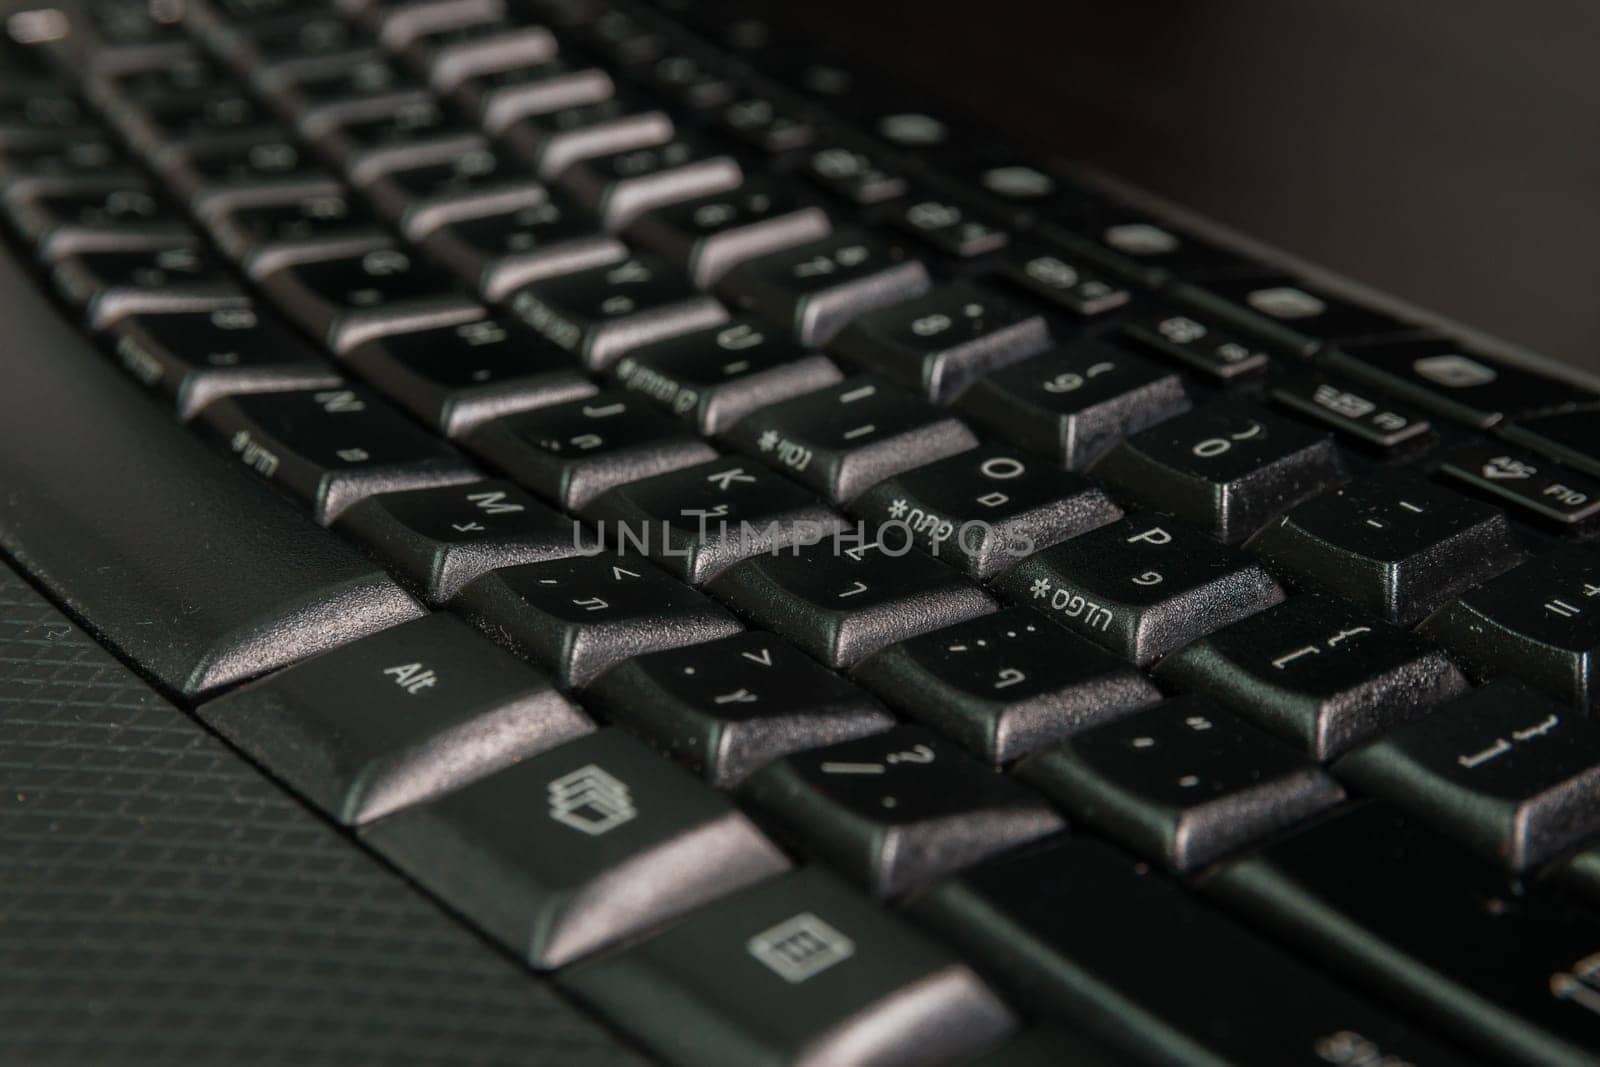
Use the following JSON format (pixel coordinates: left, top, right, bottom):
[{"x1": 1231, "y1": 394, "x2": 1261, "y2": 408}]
[
  {"x1": 505, "y1": 97, "x2": 675, "y2": 180},
  {"x1": 1502, "y1": 405, "x2": 1600, "y2": 480},
  {"x1": 959, "y1": 337, "x2": 1190, "y2": 471},
  {"x1": 1058, "y1": 210, "x2": 1271, "y2": 289},
  {"x1": 723, "y1": 374, "x2": 978, "y2": 503},
  {"x1": 421, "y1": 25, "x2": 560, "y2": 93},
  {"x1": 1157, "y1": 594, "x2": 1467, "y2": 760},
  {"x1": 467, "y1": 390, "x2": 717, "y2": 510},
  {"x1": 996, "y1": 514, "x2": 1284, "y2": 666},
  {"x1": 109, "y1": 306, "x2": 339, "y2": 420},
  {"x1": 852, "y1": 444, "x2": 1121, "y2": 578},
  {"x1": 1330, "y1": 337, "x2": 1596, "y2": 429},
  {"x1": 560, "y1": 866, "x2": 1016, "y2": 1067},
  {"x1": 586, "y1": 458, "x2": 846, "y2": 584},
  {"x1": 1335, "y1": 679, "x2": 1600, "y2": 869},
  {"x1": 464, "y1": 61, "x2": 617, "y2": 135},
  {"x1": 507, "y1": 253, "x2": 728, "y2": 371},
  {"x1": 52, "y1": 244, "x2": 248, "y2": 329},
  {"x1": 334, "y1": 478, "x2": 582, "y2": 603},
  {"x1": 555, "y1": 133, "x2": 742, "y2": 230},
  {"x1": 202, "y1": 184, "x2": 387, "y2": 266},
  {"x1": 1207, "y1": 804, "x2": 1600, "y2": 1066},
  {"x1": 832, "y1": 281, "x2": 1052, "y2": 404},
  {"x1": 198, "y1": 384, "x2": 479, "y2": 523},
  {"x1": 342, "y1": 316, "x2": 597, "y2": 436},
  {"x1": 1271, "y1": 374, "x2": 1435, "y2": 455},
  {"x1": 1247, "y1": 472, "x2": 1522, "y2": 625},
  {"x1": 1419, "y1": 546, "x2": 1600, "y2": 711},
  {"x1": 365, "y1": 728, "x2": 787, "y2": 968},
  {"x1": 887, "y1": 189, "x2": 1011, "y2": 259},
  {"x1": 708, "y1": 538, "x2": 995, "y2": 669},
  {"x1": 1119, "y1": 303, "x2": 1276, "y2": 381},
  {"x1": 455, "y1": 555, "x2": 742, "y2": 687},
  {"x1": 257, "y1": 243, "x2": 485, "y2": 353},
  {"x1": 1093, "y1": 402, "x2": 1346, "y2": 544},
  {"x1": 717, "y1": 230, "x2": 932, "y2": 347},
  {"x1": 421, "y1": 191, "x2": 625, "y2": 300},
  {"x1": 0, "y1": 134, "x2": 123, "y2": 184},
  {"x1": 804, "y1": 142, "x2": 908, "y2": 206},
  {"x1": 153, "y1": 129, "x2": 313, "y2": 199},
  {"x1": 6, "y1": 180, "x2": 186, "y2": 258},
  {"x1": 995, "y1": 241, "x2": 1132, "y2": 319},
  {"x1": 610, "y1": 318, "x2": 843, "y2": 435},
  {"x1": 1179, "y1": 275, "x2": 1428, "y2": 357},
  {"x1": 743, "y1": 727, "x2": 1062, "y2": 896},
  {"x1": 915, "y1": 834, "x2": 1479, "y2": 1066},
  {"x1": 587, "y1": 632, "x2": 893, "y2": 787},
  {"x1": 852, "y1": 607, "x2": 1161, "y2": 764},
  {"x1": 199, "y1": 612, "x2": 592, "y2": 824},
  {"x1": 1020, "y1": 697, "x2": 1343, "y2": 871},
  {"x1": 624, "y1": 179, "x2": 832, "y2": 288},
  {"x1": 363, "y1": 146, "x2": 545, "y2": 234},
  {"x1": 1436, "y1": 442, "x2": 1600, "y2": 528},
  {"x1": 719, "y1": 94, "x2": 815, "y2": 154},
  {"x1": 645, "y1": 49, "x2": 735, "y2": 111}
]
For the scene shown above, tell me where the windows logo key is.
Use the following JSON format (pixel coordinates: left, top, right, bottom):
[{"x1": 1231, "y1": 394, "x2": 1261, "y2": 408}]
[{"x1": 547, "y1": 764, "x2": 638, "y2": 836}]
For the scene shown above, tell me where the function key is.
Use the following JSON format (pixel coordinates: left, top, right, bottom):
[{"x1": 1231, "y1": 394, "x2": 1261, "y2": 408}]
[
  {"x1": 1336, "y1": 679, "x2": 1600, "y2": 869},
  {"x1": 995, "y1": 240, "x2": 1132, "y2": 320},
  {"x1": 1502, "y1": 405, "x2": 1600, "y2": 479},
  {"x1": 1156, "y1": 594, "x2": 1468, "y2": 759},
  {"x1": 334, "y1": 478, "x2": 581, "y2": 603},
  {"x1": 455, "y1": 556, "x2": 741, "y2": 687},
  {"x1": 1049, "y1": 210, "x2": 1269, "y2": 287},
  {"x1": 1119, "y1": 303, "x2": 1274, "y2": 381},
  {"x1": 341, "y1": 316, "x2": 596, "y2": 436},
  {"x1": 853, "y1": 606, "x2": 1161, "y2": 764},
  {"x1": 1270, "y1": 374, "x2": 1434, "y2": 456},
  {"x1": 560, "y1": 867, "x2": 1016, "y2": 1066},
  {"x1": 198, "y1": 612, "x2": 591, "y2": 824},
  {"x1": 1436, "y1": 442, "x2": 1600, "y2": 529},
  {"x1": 718, "y1": 94, "x2": 815, "y2": 155},
  {"x1": 1418, "y1": 545, "x2": 1600, "y2": 712},
  {"x1": 197, "y1": 384, "x2": 479, "y2": 522},
  {"x1": 707, "y1": 538, "x2": 995, "y2": 669},
  {"x1": 804, "y1": 142, "x2": 907, "y2": 206},
  {"x1": 1092, "y1": 402, "x2": 1346, "y2": 544},
  {"x1": 1019, "y1": 696, "x2": 1342, "y2": 871},
  {"x1": 958, "y1": 337, "x2": 1190, "y2": 470},
  {"x1": 717, "y1": 230, "x2": 931, "y2": 348},
  {"x1": 365, "y1": 728, "x2": 786, "y2": 967},
  {"x1": 1176, "y1": 276, "x2": 1428, "y2": 356},
  {"x1": 1247, "y1": 471, "x2": 1521, "y2": 625},
  {"x1": 586, "y1": 632, "x2": 892, "y2": 787},
  {"x1": 1329, "y1": 337, "x2": 1596, "y2": 429},
  {"x1": 832, "y1": 281, "x2": 1051, "y2": 404},
  {"x1": 886, "y1": 189, "x2": 1011, "y2": 259},
  {"x1": 506, "y1": 252, "x2": 728, "y2": 371},
  {"x1": 609, "y1": 318, "x2": 843, "y2": 435},
  {"x1": 742, "y1": 726, "x2": 1062, "y2": 896},
  {"x1": 722, "y1": 374, "x2": 977, "y2": 504},
  {"x1": 109, "y1": 306, "x2": 338, "y2": 420},
  {"x1": 994, "y1": 513, "x2": 1284, "y2": 666},
  {"x1": 851, "y1": 444, "x2": 1121, "y2": 579}
]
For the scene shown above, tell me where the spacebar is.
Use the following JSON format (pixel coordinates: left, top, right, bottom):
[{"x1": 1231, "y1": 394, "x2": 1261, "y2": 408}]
[{"x1": 0, "y1": 246, "x2": 422, "y2": 699}]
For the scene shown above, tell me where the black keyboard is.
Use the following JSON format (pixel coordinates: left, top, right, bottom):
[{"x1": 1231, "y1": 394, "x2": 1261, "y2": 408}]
[{"x1": 6, "y1": 2, "x2": 1600, "y2": 1064}]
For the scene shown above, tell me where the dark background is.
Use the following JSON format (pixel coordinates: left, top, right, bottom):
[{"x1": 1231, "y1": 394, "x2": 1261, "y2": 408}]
[{"x1": 754, "y1": 0, "x2": 1600, "y2": 373}]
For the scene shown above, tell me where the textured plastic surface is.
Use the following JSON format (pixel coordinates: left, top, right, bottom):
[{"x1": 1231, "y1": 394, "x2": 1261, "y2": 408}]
[{"x1": 0, "y1": 559, "x2": 649, "y2": 1067}]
